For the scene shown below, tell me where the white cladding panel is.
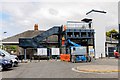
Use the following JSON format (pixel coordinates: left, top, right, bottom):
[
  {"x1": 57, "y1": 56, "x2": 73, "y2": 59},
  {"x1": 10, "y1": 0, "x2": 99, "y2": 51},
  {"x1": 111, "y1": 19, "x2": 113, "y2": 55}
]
[
  {"x1": 51, "y1": 48, "x2": 60, "y2": 55},
  {"x1": 37, "y1": 48, "x2": 47, "y2": 55}
]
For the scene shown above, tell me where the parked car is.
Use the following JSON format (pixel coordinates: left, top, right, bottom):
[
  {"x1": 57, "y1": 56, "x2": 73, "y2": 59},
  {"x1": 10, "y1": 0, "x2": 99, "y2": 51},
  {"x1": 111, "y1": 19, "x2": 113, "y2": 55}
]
[
  {"x1": 0, "y1": 49, "x2": 18, "y2": 67},
  {"x1": 0, "y1": 54, "x2": 12, "y2": 71},
  {"x1": 0, "y1": 64, "x2": 2, "y2": 71},
  {"x1": 114, "y1": 50, "x2": 120, "y2": 58},
  {"x1": 0, "y1": 56, "x2": 2, "y2": 71}
]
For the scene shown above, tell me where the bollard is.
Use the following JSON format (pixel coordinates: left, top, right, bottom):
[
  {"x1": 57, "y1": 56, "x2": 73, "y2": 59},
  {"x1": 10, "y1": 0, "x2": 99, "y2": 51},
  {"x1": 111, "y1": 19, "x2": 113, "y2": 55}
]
[
  {"x1": 101, "y1": 53, "x2": 102, "y2": 59},
  {"x1": 55, "y1": 57, "x2": 57, "y2": 61}
]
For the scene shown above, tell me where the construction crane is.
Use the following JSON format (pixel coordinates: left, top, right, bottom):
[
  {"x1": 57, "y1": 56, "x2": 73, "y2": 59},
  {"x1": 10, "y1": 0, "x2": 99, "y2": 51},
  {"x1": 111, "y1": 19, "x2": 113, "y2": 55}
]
[{"x1": 67, "y1": 39, "x2": 91, "y2": 63}]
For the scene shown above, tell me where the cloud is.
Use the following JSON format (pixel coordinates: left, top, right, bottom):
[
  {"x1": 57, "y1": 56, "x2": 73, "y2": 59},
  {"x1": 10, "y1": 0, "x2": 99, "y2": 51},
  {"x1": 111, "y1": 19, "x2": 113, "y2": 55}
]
[
  {"x1": 48, "y1": 8, "x2": 59, "y2": 16},
  {"x1": 0, "y1": 1, "x2": 118, "y2": 38}
]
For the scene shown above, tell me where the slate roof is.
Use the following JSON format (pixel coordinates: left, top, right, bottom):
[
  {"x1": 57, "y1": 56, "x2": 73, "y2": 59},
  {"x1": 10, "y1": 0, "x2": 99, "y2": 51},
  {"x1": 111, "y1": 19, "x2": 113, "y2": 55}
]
[{"x1": 2, "y1": 30, "x2": 58, "y2": 44}]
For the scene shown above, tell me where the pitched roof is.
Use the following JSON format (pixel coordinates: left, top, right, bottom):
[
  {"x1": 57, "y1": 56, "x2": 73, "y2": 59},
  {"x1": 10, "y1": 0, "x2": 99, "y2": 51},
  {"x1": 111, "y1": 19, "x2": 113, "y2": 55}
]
[
  {"x1": 2, "y1": 30, "x2": 58, "y2": 43},
  {"x1": 2, "y1": 30, "x2": 44, "y2": 42}
]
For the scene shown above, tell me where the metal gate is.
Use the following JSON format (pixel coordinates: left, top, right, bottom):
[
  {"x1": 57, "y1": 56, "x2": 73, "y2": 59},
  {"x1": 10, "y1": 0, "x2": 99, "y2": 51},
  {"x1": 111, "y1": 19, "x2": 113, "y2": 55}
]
[{"x1": 108, "y1": 47, "x2": 115, "y2": 57}]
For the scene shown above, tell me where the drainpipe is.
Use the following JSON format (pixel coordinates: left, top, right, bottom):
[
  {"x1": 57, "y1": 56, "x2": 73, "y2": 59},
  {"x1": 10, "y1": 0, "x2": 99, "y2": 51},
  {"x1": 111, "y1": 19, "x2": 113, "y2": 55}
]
[{"x1": 24, "y1": 48, "x2": 27, "y2": 60}]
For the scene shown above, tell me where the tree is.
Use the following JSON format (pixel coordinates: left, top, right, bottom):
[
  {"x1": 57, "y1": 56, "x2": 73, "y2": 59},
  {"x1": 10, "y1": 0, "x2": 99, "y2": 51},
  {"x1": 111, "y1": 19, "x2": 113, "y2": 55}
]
[
  {"x1": 106, "y1": 29, "x2": 118, "y2": 40},
  {"x1": 5, "y1": 45, "x2": 17, "y2": 53}
]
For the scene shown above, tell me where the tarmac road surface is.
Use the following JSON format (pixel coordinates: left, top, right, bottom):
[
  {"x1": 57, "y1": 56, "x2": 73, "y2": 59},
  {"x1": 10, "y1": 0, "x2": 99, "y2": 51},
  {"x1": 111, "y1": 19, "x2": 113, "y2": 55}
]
[{"x1": 2, "y1": 58, "x2": 119, "y2": 78}]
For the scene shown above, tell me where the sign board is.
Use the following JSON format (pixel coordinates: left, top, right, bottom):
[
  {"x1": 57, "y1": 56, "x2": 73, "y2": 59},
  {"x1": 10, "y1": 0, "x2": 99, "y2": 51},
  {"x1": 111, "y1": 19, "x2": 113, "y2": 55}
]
[
  {"x1": 89, "y1": 46, "x2": 94, "y2": 57},
  {"x1": 37, "y1": 48, "x2": 47, "y2": 55},
  {"x1": 51, "y1": 48, "x2": 60, "y2": 55},
  {"x1": 71, "y1": 47, "x2": 87, "y2": 55}
]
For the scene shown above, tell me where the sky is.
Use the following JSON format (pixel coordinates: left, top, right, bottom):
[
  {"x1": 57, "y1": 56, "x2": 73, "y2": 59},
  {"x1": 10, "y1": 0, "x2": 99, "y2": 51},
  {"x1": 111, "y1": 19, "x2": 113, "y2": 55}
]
[{"x1": 0, "y1": 0, "x2": 119, "y2": 40}]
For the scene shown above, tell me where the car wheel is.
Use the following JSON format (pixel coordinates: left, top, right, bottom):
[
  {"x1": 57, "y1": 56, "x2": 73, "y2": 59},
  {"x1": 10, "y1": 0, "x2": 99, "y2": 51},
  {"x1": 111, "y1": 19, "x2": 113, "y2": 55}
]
[
  {"x1": 13, "y1": 62, "x2": 18, "y2": 67},
  {"x1": 0, "y1": 65, "x2": 2, "y2": 71},
  {"x1": 86, "y1": 56, "x2": 91, "y2": 62},
  {"x1": 71, "y1": 55, "x2": 76, "y2": 63}
]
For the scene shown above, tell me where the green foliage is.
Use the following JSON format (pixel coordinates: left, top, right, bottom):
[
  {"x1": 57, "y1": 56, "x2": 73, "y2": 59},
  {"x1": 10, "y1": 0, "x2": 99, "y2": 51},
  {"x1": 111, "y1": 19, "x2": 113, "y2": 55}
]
[
  {"x1": 106, "y1": 29, "x2": 118, "y2": 39},
  {"x1": 5, "y1": 45, "x2": 17, "y2": 52}
]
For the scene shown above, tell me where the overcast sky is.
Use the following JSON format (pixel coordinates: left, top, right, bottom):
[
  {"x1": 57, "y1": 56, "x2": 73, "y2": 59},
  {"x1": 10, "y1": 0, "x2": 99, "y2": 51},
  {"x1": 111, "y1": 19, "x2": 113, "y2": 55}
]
[{"x1": 0, "y1": 0, "x2": 119, "y2": 39}]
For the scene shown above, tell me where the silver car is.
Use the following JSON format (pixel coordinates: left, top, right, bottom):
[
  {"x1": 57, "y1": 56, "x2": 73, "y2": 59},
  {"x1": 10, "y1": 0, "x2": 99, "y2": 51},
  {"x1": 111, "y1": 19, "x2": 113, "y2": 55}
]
[{"x1": 0, "y1": 49, "x2": 18, "y2": 67}]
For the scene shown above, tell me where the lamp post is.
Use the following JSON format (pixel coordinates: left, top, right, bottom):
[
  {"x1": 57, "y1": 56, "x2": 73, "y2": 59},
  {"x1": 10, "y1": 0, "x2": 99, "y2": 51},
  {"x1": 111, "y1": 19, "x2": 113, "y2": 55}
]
[
  {"x1": 1, "y1": 32, "x2": 7, "y2": 49},
  {"x1": 118, "y1": 24, "x2": 120, "y2": 54}
]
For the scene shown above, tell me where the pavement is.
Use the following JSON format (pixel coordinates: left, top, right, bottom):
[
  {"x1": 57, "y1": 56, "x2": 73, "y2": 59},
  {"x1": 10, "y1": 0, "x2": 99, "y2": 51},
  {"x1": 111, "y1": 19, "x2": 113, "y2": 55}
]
[{"x1": 73, "y1": 65, "x2": 119, "y2": 73}]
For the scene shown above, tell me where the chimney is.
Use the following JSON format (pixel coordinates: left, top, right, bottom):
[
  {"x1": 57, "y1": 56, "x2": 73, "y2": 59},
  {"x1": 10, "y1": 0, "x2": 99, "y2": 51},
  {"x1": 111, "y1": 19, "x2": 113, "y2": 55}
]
[{"x1": 34, "y1": 24, "x2": 38, "y2": 30}]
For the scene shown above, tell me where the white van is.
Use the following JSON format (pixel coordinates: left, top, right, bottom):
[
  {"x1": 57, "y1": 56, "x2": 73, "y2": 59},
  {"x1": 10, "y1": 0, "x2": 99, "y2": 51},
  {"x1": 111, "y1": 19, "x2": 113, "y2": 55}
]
[{"x1": 0, "y1": 49, "x2": 18, "y2": 67}]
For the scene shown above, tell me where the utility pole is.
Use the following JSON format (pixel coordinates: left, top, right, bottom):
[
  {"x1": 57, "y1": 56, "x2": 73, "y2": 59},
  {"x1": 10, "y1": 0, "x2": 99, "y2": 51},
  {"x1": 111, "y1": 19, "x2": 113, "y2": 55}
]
[{"x1": 118, "y1": 24, "x2": 120, "y2": 54}]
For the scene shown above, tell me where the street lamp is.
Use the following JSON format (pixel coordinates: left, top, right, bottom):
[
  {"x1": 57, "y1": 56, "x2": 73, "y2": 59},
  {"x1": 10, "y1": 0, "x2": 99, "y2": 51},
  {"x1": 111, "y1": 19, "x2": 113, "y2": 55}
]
[{"x1": 1, "y1": 32, "x2": 7, "y2": 49}]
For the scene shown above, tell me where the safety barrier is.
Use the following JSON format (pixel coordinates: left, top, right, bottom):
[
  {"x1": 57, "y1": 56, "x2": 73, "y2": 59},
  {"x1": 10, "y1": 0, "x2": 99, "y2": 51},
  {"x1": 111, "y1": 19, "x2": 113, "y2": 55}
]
[{"x1": 60, "y1": 54, "x2": 70, "y2": 62}]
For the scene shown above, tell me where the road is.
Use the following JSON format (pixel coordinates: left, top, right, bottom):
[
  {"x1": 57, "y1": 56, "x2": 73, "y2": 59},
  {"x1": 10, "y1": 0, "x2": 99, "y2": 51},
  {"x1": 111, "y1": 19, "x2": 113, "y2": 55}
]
[{"x1": 2, "y1": 58, "x2": 119, "y2": 78}]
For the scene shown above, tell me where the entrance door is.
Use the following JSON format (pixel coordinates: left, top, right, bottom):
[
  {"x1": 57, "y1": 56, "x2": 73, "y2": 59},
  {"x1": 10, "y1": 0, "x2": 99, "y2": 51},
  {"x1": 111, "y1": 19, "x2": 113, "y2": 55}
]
[{"x1": 108, "y1": 47, "x2": 115, "y2": 57}]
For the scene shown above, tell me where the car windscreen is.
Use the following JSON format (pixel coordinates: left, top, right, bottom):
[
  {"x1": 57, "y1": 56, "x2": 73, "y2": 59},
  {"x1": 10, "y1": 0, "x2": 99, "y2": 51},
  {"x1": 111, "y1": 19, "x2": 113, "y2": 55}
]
[{"x1": 0, "y1": 49, "x2": 10, "y2": 56}]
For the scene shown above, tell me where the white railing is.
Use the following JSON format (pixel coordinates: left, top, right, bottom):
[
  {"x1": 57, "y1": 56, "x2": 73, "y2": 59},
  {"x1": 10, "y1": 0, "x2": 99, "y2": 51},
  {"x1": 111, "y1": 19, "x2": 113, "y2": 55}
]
[{"x1": 66, "y1": 21, "x2": 92, "y2": 29}]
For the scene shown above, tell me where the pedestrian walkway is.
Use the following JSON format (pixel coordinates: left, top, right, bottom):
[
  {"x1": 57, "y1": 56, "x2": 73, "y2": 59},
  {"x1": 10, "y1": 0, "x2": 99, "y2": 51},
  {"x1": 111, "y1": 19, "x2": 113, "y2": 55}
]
[{"x1": 73, "y1": 65, "x2": 120, "y2": 73}]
